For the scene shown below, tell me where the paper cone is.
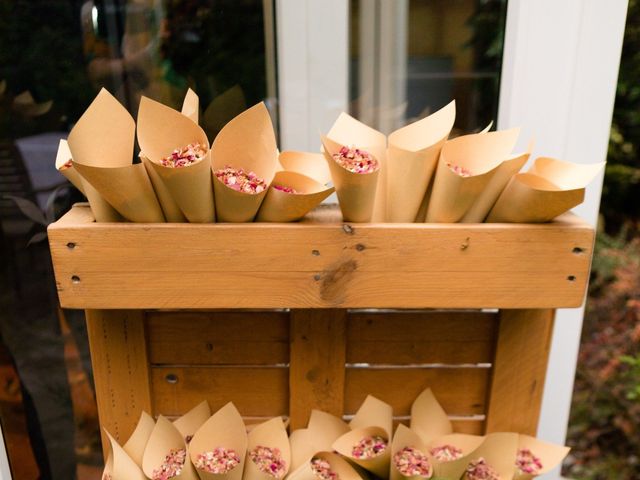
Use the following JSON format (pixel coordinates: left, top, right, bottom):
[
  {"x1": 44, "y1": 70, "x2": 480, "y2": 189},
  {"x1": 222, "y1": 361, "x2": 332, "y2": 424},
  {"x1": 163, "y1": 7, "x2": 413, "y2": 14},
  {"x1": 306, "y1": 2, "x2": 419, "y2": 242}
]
[
  {"x1": 386, "y1": 101, "x2": 455, "y2": 222},
  {"x1": 183, "y1": 88, "x2": 200, "y2": 124},
  {"x1": 55, "y1": 139, "x2": 85, "y2": 194},
  {"x1": 174, "y1": 401, "x2": 212, "y2": 444},
  {"x1": 211, "y1": 103, "x2": 279, "y2": 222},
  {"x1": 189, "y1": 402, "x2": 248, "y2": 480},
  {"x1": 350, "y1": 395, "x2": 393, "y2": 437},
  {"x1": 390, "y1": 424, "x2": 432, "y2": 480},
  {"x1": 426, "y1": 128, "x2": 520, "y2": 223},
  {"x1": 410, "y1": 388, "x2": 453, "y2": 444},
  {"x1": 256, "y1": 171, "x2": 334, "y2": 222},
  {"x1": 278, "y1": 151, "x2": 332, "y2": 185},
  {"x1": 461, "y1": 432, "x2": 518, "y2": 480},
  {"x1": 287, "y1": 452, "x2": 363, "y2": 480},
  {"x1": 81, "y1": 179, "x2": 123, "y2": 222},
  {"x1": 514, "y1": 435, "x2": 569, "y2": 479},
  {"x1": 326, "y1": 113, "x2": 387, "y2": 221},
  {"x1": 123, "y1": 411, "x2": 155, "y2": 467},
  {"x1": 332, "y1": 426, "x2": 390, "y2": 477},
  {"x1": 140, "y1": 155, "x2": 187, "y2": 222},
  {"x1": 528, "y1": 157, "x2": 605, "y2": 189},
  {"x1": 307, "y1": 410, "x2": 350, "y2": 451},
  {"x1": 67, "y1": 88, "x2": 165, "y2": 222},
  {"x1": 102, "y1": 429, "x2": 147, "y2": 480},
  {"x1": 427, "y1": 433, "x2": 485, "y2": 480},
  {"x1": 143, "y1": 416, "x2": 198, "y2": 480},
  {"x1": 289, "y1": 429, "x2": 316, "y2": 474},
  {"x1": 479, "y1": 121, "x2": 493, "y2": 134},
  {"x1": 137, "y1": 96, "x2": 215, "y2": 223},
  {"x1": 244, "y1": 417, "x2": 291, "y2": 480}
]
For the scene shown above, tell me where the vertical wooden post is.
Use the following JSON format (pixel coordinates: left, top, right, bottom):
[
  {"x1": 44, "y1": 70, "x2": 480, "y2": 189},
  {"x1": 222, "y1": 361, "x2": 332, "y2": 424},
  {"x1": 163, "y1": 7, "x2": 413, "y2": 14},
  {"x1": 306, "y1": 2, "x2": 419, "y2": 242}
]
[
  {"x1": 85, "y1": 309, "x2": 152, "y2": 458},
  {"x1": 485, "y1": 309, "x2": 555, "y2": 435},
  {"x1": 289, "y1": 309, "x2": 347, "y2": 430}
]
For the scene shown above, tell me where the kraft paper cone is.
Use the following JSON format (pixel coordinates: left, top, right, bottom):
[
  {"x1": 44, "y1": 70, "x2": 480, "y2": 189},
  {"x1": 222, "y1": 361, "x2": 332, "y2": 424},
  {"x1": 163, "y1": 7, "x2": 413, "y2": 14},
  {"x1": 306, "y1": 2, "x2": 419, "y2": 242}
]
[
  {"x1": 410, "y1": 389, "x2": 452, "y2": 444},
  {"x1": 390, "y1": 424, "x2": 432, "y2": 480},
  {"x1": 289, "y1": 429, "x2": 316, "y2": 474},
  {"x1": 244, "y1": 417, "x2": 291, "y2": 480},
  {"x1": 143, "y1": 416, "x2": 198, "y2": 480},
  {"x1": 123, "y1": 411, "x2": 155, "y2": 467},
  {"x1": 426, "y1": 128, "x2": 520, "y2": 223},
  {"x1": 307, "y1": 410, "x2": 350, "y2": 451},
  {"x1": 137, "y1": 96, "x2": 215, "y2": 223},
  {"x1": 103, "y1": 430, "x2": 147, "y2": 480},
  {"x1": 55, "y1": 139, "x2": 85, "y2": 195},
  {"x1": 183, "y1": 88, "x2": 200, "y2": 124},
  {"x1": 174, "y1": 401, "x2": 212, "y2": 444},
  {"x1": 528, "y1": 157, "x2": 605, "y2": 188},
  {"x1": 190, "y1": 402, "x2": 248, "y2": 480},
  {"x1": 326, "y1": 113, "x2": 387, "y2": 221},
  {"x1": 321, "y1": 135, "x2": 380, "y2": 223},
  {"x1": 350, "y1": 395, "x2": 393, "y2": 437},
  {"x1": 81, "y1": 179, "x2": 123, "y2": 222},
  {"x1": 462, "y1": 432, "x2": 518, "y2": 480},
  {"x1": 427, "y1": 433, "x2": 484, "y2": 480},
  {"x1": 287, "y1": 452, "x2": 363, "y2": 480},
  {"x1": 332, "y1": 426, "x2": 390, "y2": 477},
  {"x1": 256, "y1": 171, "x2": 334, "y2": 222},
  {"x1": 514, "y1": 435, "x2": 569, "y2": 479},
  {"x1": 140, "y1": 155, "x2": 187, "y2": 222},
  {"x1": 67, "y1": 88, "x2": 165, "y2": 222},
  {"x1": 279, "y1": 151, "x2": 332, "y2": 185},
  {"x1": 386, "y1": 101, "x2": 455, "y2": 222},
  {"x1": 211, "y1": 103, "x2": 279, "y2": 222}
]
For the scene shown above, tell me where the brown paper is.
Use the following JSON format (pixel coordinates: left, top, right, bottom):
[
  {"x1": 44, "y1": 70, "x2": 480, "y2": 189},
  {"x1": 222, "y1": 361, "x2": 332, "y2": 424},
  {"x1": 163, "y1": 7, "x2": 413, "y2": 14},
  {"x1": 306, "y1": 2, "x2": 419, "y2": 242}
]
[
  {"x1": 410, "y1": 388, "x2": 452, "y2": 444},
  {"x1": 350, "y1": 395, "x2": 393, "y2": 438},
  {"x1": 461, "y1": 432, "x2": 518, "y2": 480},
  {"x1": 123, "y1": 410, "x2": 155, "y2": 467},
  {"x1": 386, "y1": 101, "x2": 456, "y2": 222},
  {"x1": 137, "y1": 96, "x2": 215, "y2": 223},
  {"x1": 289, "y1": 429, "x2": 316, "y2": 474},
  {"x1": 211, "y1": 103, "x2": 279, "y2": 222},
  {"x1": 243, "y1": 417, "x2": 291, "y2": 480},
  {"x1": 514, "y1": 434, "x2": 570, "y2": 479},
  {"x1": 426, "y1": 128, "x2": 520, "y2": 223},
  {"x1": 528, "y1": 157, "x2": 605, "y2": 189},
  {"x1": 174, "y1": 401, "x2": 212, "y2": 444},
  {"x1": 287, "y1": 452, "x2": 363, "y2": 480},
  {"x1": 278, "y1": 151, "x2": 332, "y2": 185},
  {"x1": 332, "y1": 426, "x2": 390, "y2": 477},
  {"x1": 140, "y1": 155, "x2": 187, "y2": 222},
  {"x1": 256, "y1": 171, "x2": 334, "y2": 222},
  {"x1": 182, "y1": 88, "x2": 200, "y2": 124},
  {"x1": 102, "y1": 429, "x2": 147, "y2": 480},
  {"x1": 307, "y1": 410, "x2": 350, "y2": 451},
  {"x1": 143, "y1": 416, "x2": 198, "y2": 479},
  {"x1": 81, "y1": 179, "x2": 123, "y2": 222},
  {"x1": 189, "y1": 402, "x2": 248, "y2": 480},
  {"x1": 427, "y1": 433, "x2": 485, "y2": 479},
  {"x1": 55, "y1": 139, "x2": 85, "y2": 194},
  {"x1": 389, "y1": 424, "x2": 431, "y2": 480}
]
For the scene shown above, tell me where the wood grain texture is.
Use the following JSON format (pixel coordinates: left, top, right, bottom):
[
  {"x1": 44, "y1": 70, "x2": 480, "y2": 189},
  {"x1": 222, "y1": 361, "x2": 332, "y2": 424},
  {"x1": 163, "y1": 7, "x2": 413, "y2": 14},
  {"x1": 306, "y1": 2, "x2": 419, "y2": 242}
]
[
  {"x1": 85, "y1": 309, "x2": 152, "y2": 459},
  {"x1": 289, "y1": 309, "x2": 347, "y2": 430},
  {"x1": 485, "y1": 309, "x2": 555, "y2": 434},
  {"x1": 49, "y1": 205, "x2": 594, "y2": 309}
]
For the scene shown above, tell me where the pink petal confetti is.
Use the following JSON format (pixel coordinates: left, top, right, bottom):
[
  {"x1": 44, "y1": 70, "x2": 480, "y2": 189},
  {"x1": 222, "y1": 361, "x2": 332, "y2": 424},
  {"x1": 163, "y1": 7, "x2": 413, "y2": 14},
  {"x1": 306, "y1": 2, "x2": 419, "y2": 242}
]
[
  {"x1": 429, "y1": 444, "x2": 464, "y2": 462},
  {"x1": 249, "y1": 445, "x2": 287, "y2": 478},
  {"x1": 393, "y1": 446, "x2": 433, "y2": 477},
  {"x1": 447, "y1": 163, "x2": 472, "y2": 177},
  {"x1": 515, "y1": 448, "x2": 543, "y2": 475},
  {"x1": 214, "y1": 165, "x2": 267, "y2": 194},
  {"x1": 464, "y1": 458, "x2": 499, "y2": 480},
  {"x1": 152, "y1": 448, "x2": 187, "y2": 480},
  {"x1": 310, "y1": 457, "x2": 340, "y2": 480},
  {"x1": 161, "y1": 142, "x2": 207, "y2": 168},
  {"x1": 60, "y1": 159, "x2": 73, "y2": 170},
  {"x1": 332, "y1": 145, "x2": 379, "y2": 174},
  {"x1": 195, "y1": 447, "x2": 241, "y2": 474},
  {"x1": 351, "y1": 435, "x2": 388, "y2": 459},
  {"x1": 272, "y1": 184, "x2": 298, "y2": 194}
]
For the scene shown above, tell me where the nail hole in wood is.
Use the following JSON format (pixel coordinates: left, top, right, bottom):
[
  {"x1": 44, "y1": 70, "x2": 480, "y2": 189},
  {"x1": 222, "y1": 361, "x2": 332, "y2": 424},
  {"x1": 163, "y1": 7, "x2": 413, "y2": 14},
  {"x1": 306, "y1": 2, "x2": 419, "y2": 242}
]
[
  {"x1": 572, "y1": 247, "x2": 584, "y2": 254},
  {"x1": 313, "y1": 274, "x2": 321, "y2": 281},
  {"x1": 567, "y1": 275, "x2": 576, "y2": 282},
  {"x1": 355, "y1": 243, "x2": 365, "y2": 251},
  {"x1": 205, "y1": 343, "x2": 213, "y2": 352},
  {"x1": 342, "y1": 224, "x2": 354, "y2": 234},
  {"x1": 165, "y1": 373, "x2": 178, "y2": 384},
  {"x1": 66, "y1": 242, "x2": 76, "y2": 250},
  {"x1": 71, "y1": 275, "x2": 80, "y2": 284},
  {"x1": 312, "y1": 249, "x2": 320, "y2": 256}
]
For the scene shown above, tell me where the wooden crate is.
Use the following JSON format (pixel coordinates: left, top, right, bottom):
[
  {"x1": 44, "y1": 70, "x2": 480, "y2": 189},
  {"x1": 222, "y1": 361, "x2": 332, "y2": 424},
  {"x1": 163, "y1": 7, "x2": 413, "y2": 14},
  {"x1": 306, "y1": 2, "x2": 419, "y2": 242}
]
[{"x1": 47, "y1": 204, "x2": 594, "y2": 455}]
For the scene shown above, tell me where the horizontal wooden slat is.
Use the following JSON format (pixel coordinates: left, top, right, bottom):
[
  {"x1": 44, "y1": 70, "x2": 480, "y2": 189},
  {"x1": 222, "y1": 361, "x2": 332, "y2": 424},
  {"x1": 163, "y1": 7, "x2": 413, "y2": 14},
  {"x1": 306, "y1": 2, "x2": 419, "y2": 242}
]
[
  {"x1": 345, "y1": 368, "x2": 490, "y2": 416},
  {"x1": 50, "y1": 205, "x2": 594, "y2": 309},
  {"x1": 347, "y1": 311, "x2": 497, "y2": 364},
  {"x1": 147, "y1": 311, "x2": 289, "y2": 365},
  {"x1": 151, "y1": 367, "x2": 289, "y2": 417}
]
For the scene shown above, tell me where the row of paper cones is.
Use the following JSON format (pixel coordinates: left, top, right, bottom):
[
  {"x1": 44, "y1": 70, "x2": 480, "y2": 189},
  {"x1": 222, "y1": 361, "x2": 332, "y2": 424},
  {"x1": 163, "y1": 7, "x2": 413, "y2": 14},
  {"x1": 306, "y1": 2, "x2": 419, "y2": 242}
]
[
  {"x1": 56, "y1": 88, "x2": 604, "y2": 225},
  {"x1": 102, "y1": 388, "x2": 569, "y2": 480}
]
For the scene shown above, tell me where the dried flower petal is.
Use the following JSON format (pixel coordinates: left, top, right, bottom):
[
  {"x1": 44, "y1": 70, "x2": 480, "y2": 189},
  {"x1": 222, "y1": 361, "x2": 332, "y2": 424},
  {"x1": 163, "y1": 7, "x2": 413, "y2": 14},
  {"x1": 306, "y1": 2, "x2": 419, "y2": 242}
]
[
  {"x1": 429, "y1": 444, "x2": 464, "y2": 462},
  {"x1": 351, "y1": 435, "x2": 388, "y2": 459},
  {"x1": 393, "y1": 446, "x2": 433, "y2": 477},
  {"x1": 310, "y1": 457, "x2": 340, "y2": 480},
  {"x1": 60, "y1": 159, "x2": 73, "y2": 170},
  {"x1": 447, "y1": 163, "x2": 472, "y2": 177},
  {"x1": 272, "y1": 184, "x2": 298, "y2": 194},
  {"x1": 214, "y1": 165, "x2": 267, "y2": 194},
  {"x1": 195, "y1": 447, "x2": 241, "y2": 474},
  {"x1": 465, "y1": 458, "x2": 499, "y2": 480},
  {"x1": 161, "y1": 143, "x2": 207, "y2": 168},
  {"x1": 249, "y1": 445, "x2": 287, "y2": 478},
  {"x1": 515, "y1": 448, "x2": 543, "y2": 475},
  {"x1": 332, "y1": 145, "x2": 379, "y2": 174},
  {"x1": 152, "y1": 448, "x2": 187, "y2": 480}
]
